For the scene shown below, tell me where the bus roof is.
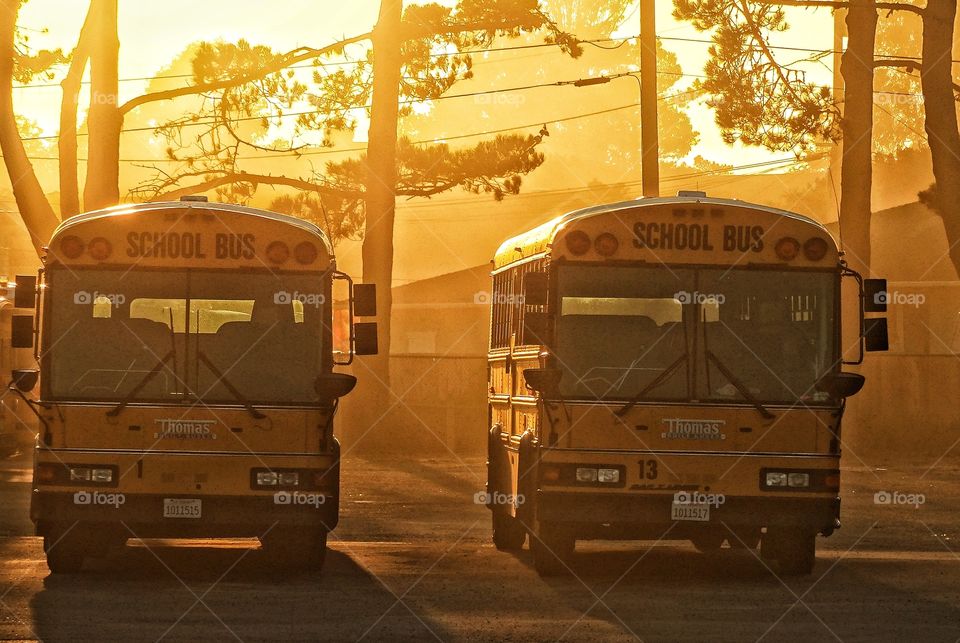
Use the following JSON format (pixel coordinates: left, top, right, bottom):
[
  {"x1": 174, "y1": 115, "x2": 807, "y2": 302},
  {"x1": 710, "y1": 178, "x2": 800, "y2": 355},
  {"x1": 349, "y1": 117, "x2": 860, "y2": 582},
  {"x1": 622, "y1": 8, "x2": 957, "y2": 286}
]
[
  {"x1": 50, "y1": 201, "x2": 334, "y2": 256},
  {"x1": 493, "y1": 195, "x2": 832, "y2": 269}
]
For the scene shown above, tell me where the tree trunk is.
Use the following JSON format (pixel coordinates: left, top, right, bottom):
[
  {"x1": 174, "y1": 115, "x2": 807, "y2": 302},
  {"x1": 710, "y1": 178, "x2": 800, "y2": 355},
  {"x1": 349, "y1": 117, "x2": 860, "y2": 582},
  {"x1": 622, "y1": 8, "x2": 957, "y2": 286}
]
[
  {"x1": 356, "y1": 0, "x2": 402, "y2": 444},
  {"x1": 921, "y1": 0, "x2": 960, "y2": 278},
  {"x1": 838, "y1": 0, "x2": 877, "y2": 277},
  {"x1": 59, "y1": 1, "x2": 96, "y2": 217},
  {"x1": 83, "y1": 0, "x2": 120, "y2": 211},
  {"x1": 0, "y1": 0, "x2": 59, "y2": 254}
]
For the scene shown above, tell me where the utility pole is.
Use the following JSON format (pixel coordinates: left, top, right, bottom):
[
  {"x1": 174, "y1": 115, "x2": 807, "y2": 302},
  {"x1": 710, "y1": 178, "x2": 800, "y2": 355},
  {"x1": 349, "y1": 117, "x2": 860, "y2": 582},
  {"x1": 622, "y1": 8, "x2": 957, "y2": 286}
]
[{"x1": 639, "y1": 0, "x2": 660, "y2": 197}]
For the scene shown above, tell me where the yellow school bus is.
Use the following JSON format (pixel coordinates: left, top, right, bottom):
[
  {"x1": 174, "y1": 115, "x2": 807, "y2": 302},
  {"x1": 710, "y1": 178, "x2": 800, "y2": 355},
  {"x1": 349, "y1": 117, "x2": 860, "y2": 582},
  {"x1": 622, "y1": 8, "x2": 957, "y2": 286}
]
[
  {"x1": 7, "y1": 197, "x2": 378, "y2": 573},
  {"x1": 484, "y1": 192, "x2": 888, "y2": 575}
]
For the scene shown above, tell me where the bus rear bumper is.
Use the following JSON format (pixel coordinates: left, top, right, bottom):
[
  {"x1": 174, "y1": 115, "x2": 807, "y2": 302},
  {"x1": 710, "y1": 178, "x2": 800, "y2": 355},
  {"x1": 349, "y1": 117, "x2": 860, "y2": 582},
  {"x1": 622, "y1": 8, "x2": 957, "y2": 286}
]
[
  {"x1": 31, "y1": 490, "x2": 338, "y2": 538},
  {"x1": 537, "y1": 491, "x2": 840, "y2": 538}
]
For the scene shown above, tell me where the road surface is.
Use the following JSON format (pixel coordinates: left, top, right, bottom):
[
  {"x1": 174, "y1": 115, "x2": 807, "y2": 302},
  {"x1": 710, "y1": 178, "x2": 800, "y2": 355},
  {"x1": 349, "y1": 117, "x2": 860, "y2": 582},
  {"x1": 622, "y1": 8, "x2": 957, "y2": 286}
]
[{"x1": 0, "y1": 452, "x2": 958, "y2": 642}]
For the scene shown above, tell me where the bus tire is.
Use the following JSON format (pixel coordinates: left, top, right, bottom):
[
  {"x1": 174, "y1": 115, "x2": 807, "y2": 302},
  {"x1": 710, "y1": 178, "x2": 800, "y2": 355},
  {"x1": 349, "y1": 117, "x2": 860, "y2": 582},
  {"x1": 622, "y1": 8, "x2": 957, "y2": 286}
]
[
  {"x1": 492, "y1": 509, "x2": 526, "y2": 551},
  {"x1": 43, "y1": 531, "x2": 87, "y2": 574},
  {"x1": 260, "y1": 529, "x2": 328, "y2": 570},
  {"x1": 531, "y1": 526, "x2": 574, "y2": 576},
  {"x1": 763, "y1": 528, "x2": 816, "y2": 576},
  {"x1": 691, "y1": 530, "x2": 725, "y2": 554}
]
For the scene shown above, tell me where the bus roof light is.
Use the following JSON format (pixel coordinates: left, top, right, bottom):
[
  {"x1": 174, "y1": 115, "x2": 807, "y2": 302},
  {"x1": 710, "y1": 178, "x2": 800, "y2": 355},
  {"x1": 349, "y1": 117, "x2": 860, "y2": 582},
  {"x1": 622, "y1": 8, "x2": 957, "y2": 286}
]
[
  {"x1": 803, "y1": 237, "x2": 829, "y2": 261},
  {"x1": 59, "y1": 235, "x2": 84, "y2": 260},
  {"x1": 565, "y1": 230, "x2": 591, "y2": 256},
  {"x1": 594, "y1": 233, "x2": 619, "y2": 257},
  {"x1": 88, "y1": 237, "x2": 112, "y2": 261},
  {"x1": 774, "y1": 237, "x2": 800, "y2": 261},
  {"x1": 294, "y1": 241, "x2": 318, "y2": 265},
  {"x1": 266, "y1": 241, "x2": 290, "y2": 264}
]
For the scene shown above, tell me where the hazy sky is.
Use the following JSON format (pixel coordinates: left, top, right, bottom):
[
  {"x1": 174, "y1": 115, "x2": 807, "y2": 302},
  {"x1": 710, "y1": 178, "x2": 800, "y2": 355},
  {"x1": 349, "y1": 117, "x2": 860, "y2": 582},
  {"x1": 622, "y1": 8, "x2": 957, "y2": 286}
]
[{"x1": 14, "y1": 0, "x2": 835, "y2": 166}]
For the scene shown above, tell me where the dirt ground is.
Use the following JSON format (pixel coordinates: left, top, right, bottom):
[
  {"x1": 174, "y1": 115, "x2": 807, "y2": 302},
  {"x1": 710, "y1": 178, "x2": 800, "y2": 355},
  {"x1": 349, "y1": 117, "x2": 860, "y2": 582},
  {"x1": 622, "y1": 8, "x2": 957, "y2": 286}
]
[{"x1": 0, "y1": 452, "x2": 958, "y2": 642}]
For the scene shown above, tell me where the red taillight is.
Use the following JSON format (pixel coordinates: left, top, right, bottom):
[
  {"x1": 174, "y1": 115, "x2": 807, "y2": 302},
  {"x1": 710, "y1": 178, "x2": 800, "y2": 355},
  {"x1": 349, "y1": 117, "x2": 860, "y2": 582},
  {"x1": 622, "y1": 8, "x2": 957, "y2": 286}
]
[
  {"x1": 565, "y1": 231, "x2": 591, "y2": 256},
  {"x1": 294, "y1": 241, "x2": 318, "y2": 265},
  {"x1": 823, "y1": 472, "x2": 840, "y2": 490},
  {"x1": 803, "y1": 237, "x2": 829, "y2": 261},
  {"x1": 59, "y1": 236, "x2": 84, "y2": 259},
  {"x1": 774, "y1": 237, "x2": 800, "y2": 261},
  {"x1": 594, "y1": 233, "x2": 619, "y2": 257},
  {"x1": 266, "y1": 241, "x2": 290, "y2": 264},
  {"x1": 88, "y1": 237, "x2": 112, "y2": 261},
  {"x1": 36, "y1": 463, "x2": 58, "y2": 483}
]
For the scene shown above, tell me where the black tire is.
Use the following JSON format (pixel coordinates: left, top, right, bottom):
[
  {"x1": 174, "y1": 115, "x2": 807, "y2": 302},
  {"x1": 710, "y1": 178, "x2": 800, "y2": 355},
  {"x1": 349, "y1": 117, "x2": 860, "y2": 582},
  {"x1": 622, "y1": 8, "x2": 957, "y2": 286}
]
[
  {"x1": 691, "y1": 530, "x2": 725, "y2": 554},
  {"x1": 260, "y1": 529, "x2": 328, "y2": 571},
  {"x1": 763, "y1": 528, "x2": 816, "y2": 576},
  {"x1": 44, "y1": 532, "x2": 86, "y2": 574},
  {"x1": 492, "y1": 509, "x2": 526, "y2": 550},
  {"x1": 531, "y1": 527, "x2": 575, "y2": 576}
]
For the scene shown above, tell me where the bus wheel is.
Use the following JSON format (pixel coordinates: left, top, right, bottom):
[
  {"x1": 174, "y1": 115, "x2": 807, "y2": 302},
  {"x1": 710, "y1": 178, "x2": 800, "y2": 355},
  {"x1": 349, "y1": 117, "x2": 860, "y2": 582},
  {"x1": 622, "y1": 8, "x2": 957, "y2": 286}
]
[
  {"x1": 492, "y1": 509, "x2": 526, "y2": 551},
  {"x1": 43, "y1": 531, "x2": 87, "y2": 574},
  {"x1": 530, "y1": 527, "x2": 574, "y2": 576},
  {"x1": 261, "y1": 529, "x2": 328, "y2": 570},
  {"x1": 763, "y1": 528, "x2": 816, "y2": 576},
  {"x1": 691, "y1": 530, "x2": 725, "y2": 554}
]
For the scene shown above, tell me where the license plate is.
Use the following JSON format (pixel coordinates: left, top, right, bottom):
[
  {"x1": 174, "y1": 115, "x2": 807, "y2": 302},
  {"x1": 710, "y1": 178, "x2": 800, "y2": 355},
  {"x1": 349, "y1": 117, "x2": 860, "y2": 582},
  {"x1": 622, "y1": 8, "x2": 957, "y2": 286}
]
[
  {"x1": 163, "y1": 498, "x2": 202, "y2": 519},
  {"x1": 671, "y1": 502, "x2": 710, "y2": 522}
]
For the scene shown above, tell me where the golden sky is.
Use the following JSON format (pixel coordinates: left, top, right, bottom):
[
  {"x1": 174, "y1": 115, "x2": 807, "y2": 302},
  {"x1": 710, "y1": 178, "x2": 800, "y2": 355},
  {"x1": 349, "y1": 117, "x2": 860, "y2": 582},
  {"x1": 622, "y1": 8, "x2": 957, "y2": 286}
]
[{"x1": 14, "y1": 0, "x2": 835, "y2": 166}]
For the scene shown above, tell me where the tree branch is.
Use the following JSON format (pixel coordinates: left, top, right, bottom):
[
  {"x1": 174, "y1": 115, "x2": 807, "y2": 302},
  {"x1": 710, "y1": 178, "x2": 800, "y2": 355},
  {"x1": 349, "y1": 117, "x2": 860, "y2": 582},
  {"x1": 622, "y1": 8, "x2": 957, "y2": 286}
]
[
  {"x1": 752, "y1": 0, "x2": 923, "y2": 15},
  {"x1": 151, "y1": 170, "x2": 359, "y2": 201},
  {"x1": 118, "y1": 33, "x2": 371, "y2": 115}
]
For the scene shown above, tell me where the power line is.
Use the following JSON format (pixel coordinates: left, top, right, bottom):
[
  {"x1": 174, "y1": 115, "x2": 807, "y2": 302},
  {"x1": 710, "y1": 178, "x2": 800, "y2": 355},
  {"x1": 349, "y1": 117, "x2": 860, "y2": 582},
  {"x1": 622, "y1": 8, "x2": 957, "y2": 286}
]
[{"x1": 7, "y1": 87, "x2": 704, "y2": 164}]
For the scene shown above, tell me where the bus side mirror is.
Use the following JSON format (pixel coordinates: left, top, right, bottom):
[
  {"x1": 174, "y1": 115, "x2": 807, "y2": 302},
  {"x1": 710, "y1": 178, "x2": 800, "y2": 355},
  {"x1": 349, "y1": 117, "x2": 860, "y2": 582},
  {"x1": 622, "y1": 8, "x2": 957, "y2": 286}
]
[
  {"x1": 816, "y1": 372, "x2": 865, "y2": 398},
  {"x1": 10, "y1": 369, "x2": 38, "y2": 392},
  {"x1": 353, "y1": 284, "x2": 377, "y2": 317},
  {"x1": 14, "y1": 275, "x2": 36, "y2": 309},
  {"x1": 863, "y1": 279, "x2": 887, "y2": 313},
  {"x1": 522, "y1": 272, "x2": 548, "y2": 307},
  {"x1": 11, "y1": 315, "x2": 34, "y2": 348},
  {"x1": 354, "y1": 322, "x2": 378, "y2": 355},
  {"x1": 315, "y1": 373, "x2": 357, "y2": 400},
  {"x1": 522, "y1": 312, "x2": 551, "y2": 346},
  {"x1": 523, "y1": 368, "x2": 561, "y2": 395},
  {"x1": 864, "y1": 318, "x2": 889, "y2": 352}
]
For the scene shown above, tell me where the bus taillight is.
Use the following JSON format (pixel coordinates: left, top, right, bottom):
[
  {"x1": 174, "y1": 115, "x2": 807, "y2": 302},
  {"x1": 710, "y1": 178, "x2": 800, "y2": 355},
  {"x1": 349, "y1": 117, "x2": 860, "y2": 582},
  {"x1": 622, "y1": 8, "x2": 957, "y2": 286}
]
[
  {"x1": 88, "y1": 237, "x2": 112, "y2": 261},
  {"x1": 294, "y1": 241, "x2": 318, "y2": 265},
  {"x1": 266, "y1": 241, "x2": 290, "y2": 264},
  {"x1": 774, "y1": 236, "x2": 800, "y2": 261},
  {"x1": 803, "y1": 237, "x2": 829, "y2": 261},
  {"x1": 594, "y1": 233, "x2": 619, "y2": 257},
  {"x1": 60, "y1": 235, "x2": 85, "y2": 259},
  {"x1": 565, "y1": 231, "x2": 591, "y2": 255}
]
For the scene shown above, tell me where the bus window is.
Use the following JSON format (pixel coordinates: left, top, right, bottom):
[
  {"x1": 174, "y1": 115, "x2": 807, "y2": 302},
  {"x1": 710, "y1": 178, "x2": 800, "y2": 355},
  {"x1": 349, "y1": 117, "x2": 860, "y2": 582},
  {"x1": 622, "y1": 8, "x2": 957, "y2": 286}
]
[{"x1": 92, "y1": 295, "x2": 112, "y2": 319}]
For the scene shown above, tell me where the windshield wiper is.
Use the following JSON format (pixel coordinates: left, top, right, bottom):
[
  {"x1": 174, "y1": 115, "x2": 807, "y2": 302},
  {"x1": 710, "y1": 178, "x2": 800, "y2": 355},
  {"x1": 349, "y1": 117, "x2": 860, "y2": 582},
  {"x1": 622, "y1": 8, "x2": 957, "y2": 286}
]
[
  {"x1": 703, "y1": 349, "x2": 775, "y2": 420},
  {"x1": 106, "y1": 349, "x2": 175, "y2": 417},
  {"x1": 195, "y1": 349, "x2": 265, "y2": 419},
  {"x1": 615, "y1": 352, "x2": 688, "y2": 417}
]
